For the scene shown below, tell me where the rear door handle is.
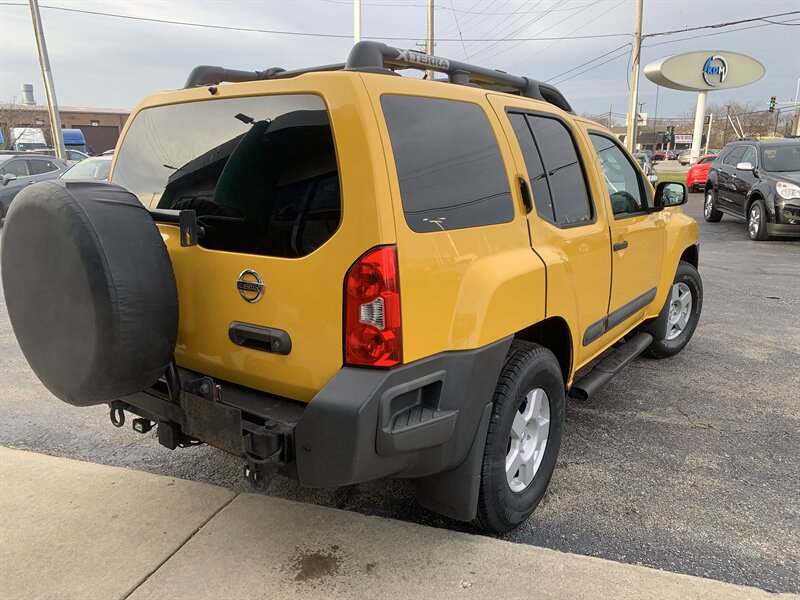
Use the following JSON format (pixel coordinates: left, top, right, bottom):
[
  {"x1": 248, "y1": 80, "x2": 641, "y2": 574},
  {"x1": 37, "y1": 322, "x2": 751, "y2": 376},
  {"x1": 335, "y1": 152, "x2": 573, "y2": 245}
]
[
  {"x1": 518, "y1": 176, "x2": 533, "y2": 214},
  {"x1": 613, "y1": 241, "x2": 629, "y2": 251}
]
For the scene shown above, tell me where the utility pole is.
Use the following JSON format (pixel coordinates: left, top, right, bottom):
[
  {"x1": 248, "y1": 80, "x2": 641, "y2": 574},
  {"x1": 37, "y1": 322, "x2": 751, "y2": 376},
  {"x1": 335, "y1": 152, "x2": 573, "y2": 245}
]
[
  {"x1": 426, "y1": 0, "x2": 435, "y2": 80},
  {"x1": 354, "y1": 0, "x2": 361, "y2": 44},
  {"x1": 607, "y1": 104, "x2": 612, "y2": 129},
  {"x1": 625, "y1": 0, "x2": 643, "y2": 152},
  {"x1": 28, "y1": 0, "x2": 65, "y2": 159},
  {"x1": 704, "y1": 113, "x2": 713, "y2": 154},
  {"x1": 794, "y1": 77, "x2": 800, "y2": 136}
]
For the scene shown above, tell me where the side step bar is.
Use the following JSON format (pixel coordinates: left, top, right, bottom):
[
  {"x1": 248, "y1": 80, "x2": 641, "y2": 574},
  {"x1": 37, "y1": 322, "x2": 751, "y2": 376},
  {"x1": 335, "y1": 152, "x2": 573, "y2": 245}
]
[{"x1": 568, "y1": 332, "x2": 653, "y2": 401}]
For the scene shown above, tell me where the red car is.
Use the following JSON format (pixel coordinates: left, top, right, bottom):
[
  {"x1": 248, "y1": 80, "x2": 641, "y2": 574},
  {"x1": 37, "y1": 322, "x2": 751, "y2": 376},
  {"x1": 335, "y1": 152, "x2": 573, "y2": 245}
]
[
  {"x1": 652, "y1": 149, "x2": 666, "y2": 161},
  {"x1": 686, "y1": 154, "x2": 718, "y2": 192}
]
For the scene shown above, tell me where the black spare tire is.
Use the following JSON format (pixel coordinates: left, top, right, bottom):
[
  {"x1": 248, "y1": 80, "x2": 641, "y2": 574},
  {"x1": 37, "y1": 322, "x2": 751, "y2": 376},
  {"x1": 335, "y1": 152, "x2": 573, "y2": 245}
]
[{"x1": 1, "y1": 180, "x2": 178, "y2": 406}]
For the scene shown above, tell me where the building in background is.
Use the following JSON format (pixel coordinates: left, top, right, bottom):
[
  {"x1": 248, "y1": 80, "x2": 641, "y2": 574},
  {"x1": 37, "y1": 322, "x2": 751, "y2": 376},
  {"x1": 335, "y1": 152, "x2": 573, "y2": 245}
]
[{"x1": 0, "y1": 103, "x2": 130, "y2": 154}]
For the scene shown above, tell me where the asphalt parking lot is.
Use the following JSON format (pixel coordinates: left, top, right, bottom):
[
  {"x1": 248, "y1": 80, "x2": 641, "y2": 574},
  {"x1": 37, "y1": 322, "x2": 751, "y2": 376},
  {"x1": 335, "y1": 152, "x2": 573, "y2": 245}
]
[{"x1": 1, "y1": 193, "x2": 798, "y2": 593}]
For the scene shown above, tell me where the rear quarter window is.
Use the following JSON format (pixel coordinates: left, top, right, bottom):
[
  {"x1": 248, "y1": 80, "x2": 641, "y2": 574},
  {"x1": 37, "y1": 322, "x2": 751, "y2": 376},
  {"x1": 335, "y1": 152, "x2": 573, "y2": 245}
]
[{"x1": 381, "y1": 95, "x2": 514, "y2": 233}]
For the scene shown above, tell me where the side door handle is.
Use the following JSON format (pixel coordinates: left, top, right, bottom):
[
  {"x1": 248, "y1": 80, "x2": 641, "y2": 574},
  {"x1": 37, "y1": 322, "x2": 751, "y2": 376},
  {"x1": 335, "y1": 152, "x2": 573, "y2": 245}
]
[
  {"x1": 518, "y1": 176, "x2": 533, "y2": 214},
  {"x1": 613, "y1": 241, "x2": 628, "y2": 251}
]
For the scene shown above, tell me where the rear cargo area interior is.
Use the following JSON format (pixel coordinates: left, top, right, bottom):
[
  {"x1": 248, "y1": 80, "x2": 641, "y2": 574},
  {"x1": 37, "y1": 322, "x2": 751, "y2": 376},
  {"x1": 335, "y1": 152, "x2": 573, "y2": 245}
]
[{"x1": 158, "y1": 109, "x2": 341, "y2": 258}]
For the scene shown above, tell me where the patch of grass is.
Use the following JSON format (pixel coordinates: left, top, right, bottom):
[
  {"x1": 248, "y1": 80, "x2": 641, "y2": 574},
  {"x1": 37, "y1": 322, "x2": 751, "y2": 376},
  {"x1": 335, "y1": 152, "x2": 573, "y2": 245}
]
[{"x1": 654, "y1": 170, "x2": 686, "y2": 185}]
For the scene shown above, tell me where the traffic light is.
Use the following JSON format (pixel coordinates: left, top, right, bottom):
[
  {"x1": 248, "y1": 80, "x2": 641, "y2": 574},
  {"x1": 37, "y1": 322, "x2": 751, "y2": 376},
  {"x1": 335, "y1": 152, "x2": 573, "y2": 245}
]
[{"x1": 769, "y1": 96, "x2": 776, "y2": 113}]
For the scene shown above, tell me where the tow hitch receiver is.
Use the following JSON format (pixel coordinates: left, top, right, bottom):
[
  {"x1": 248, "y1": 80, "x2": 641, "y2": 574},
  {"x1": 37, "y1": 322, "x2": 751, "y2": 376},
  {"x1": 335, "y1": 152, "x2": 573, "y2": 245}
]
[{"x1": 110, "y1": 372, "x2": 298, "y2": 493}]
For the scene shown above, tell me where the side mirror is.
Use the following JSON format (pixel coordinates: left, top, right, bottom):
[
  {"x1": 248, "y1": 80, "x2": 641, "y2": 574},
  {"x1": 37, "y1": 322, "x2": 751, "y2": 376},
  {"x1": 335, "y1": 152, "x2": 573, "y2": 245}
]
[
  {"x1": 736, "y1": 162, "x2": 754, "y2": 171},
  {"x1": 2, "y1": 173, "x2": 17, "y2": 186},
  {"x1": 654, "y1": 181, "x2": 688, "y2": 208}
]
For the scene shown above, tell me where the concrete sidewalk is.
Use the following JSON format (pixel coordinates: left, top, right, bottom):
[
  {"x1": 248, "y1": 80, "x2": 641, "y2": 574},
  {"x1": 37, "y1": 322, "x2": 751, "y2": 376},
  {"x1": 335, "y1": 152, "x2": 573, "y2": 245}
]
[{"x1": 0, "y1": 447, "x2": 795, "y2": 600}]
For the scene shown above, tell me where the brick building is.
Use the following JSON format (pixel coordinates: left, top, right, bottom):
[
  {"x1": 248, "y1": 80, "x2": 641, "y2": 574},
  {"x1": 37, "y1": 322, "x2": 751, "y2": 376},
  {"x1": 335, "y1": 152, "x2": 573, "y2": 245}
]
[{"x1": 0, "y1": 104, "x2": 130, "y2": 154}]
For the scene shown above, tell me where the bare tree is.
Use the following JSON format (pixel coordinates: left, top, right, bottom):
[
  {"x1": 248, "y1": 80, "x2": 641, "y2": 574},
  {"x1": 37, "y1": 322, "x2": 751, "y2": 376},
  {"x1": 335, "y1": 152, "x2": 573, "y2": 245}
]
[{"x1": 0, "y1": 102, "x2": 51, "y2": 150}]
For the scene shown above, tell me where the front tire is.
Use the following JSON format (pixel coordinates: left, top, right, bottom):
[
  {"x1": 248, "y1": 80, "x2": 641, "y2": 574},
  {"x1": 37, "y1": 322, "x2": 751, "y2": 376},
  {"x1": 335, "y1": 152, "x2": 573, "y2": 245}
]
[
  {"x1": 641, "y1": 261, "x2": 702, "y2": 359},
  {"x1": 703, "y1": 188, "x2": 723, "y2": 222},
  {"x1": 747, "y1": 198, "x2": 769, "y2": 241},
  {"x1": 474, "y1": 340, "x2": 565, "y2": 533}
]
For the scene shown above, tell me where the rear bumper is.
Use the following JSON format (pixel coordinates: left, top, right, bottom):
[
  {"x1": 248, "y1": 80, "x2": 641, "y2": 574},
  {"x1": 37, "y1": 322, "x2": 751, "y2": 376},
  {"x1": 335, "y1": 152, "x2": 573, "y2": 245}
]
[{"x1": 119, "y1": 336, "x2": 512, "y2": 489}]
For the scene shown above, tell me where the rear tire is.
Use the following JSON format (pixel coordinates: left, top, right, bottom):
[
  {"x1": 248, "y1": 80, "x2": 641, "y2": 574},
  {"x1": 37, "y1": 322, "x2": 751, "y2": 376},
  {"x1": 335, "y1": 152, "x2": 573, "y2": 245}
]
[
  {"x1": 473, "y1": 340, "x2": 564, "y2": 533},
  {"x1": 703, "y1": 188, "x2": 723, "y2": 222},
  {"x1": 641, "y1": 261, "x2": 702, "y2": 359},
  {"x1": 747, "y1": 198, "x2": 769, "y2": 241}
]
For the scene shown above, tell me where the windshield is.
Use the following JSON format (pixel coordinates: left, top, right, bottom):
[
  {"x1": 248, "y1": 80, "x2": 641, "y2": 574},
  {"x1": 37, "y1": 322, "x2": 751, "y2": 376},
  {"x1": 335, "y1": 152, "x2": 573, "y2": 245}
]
[
  {"x1": 62, "y1": 158, "x2": 111, "y2": 180},
  {"x1": 760, "y1": 144, "x2": 800, "y2": 173}
]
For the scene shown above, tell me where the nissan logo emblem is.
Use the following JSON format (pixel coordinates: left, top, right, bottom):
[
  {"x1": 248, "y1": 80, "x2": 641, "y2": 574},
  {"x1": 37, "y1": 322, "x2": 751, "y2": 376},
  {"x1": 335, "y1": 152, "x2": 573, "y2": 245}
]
[{"x1": 236, "y1": 269, "x2": 265, "y2": 303}]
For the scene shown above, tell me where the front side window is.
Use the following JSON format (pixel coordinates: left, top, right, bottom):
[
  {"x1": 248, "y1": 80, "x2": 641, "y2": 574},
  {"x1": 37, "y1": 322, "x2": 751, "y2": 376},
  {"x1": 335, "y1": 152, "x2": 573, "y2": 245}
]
[
  {"x1": 381, "y1": 95, "x2": 514, "y2": 232},
  {"x1": 723, "y1": 146, "x2": 745, "y2": 166},
  {"x1": 112, "y1": 94, "x2": 341, "y2": 258},
  {"x1": 590, "y1": 134, "x2": 645, "y2": 216},
  {"x1": 740, "y1": 146, "x2": 757, "y2": 167},
  {"x1": 0, "y1": 160, "x2": 30, "y2": 177}
]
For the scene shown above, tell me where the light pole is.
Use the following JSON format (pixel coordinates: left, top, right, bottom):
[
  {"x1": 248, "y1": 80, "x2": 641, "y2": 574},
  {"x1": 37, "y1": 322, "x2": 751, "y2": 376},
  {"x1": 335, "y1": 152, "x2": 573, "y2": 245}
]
[
  {"x1": 354, "y1": 0, "x2": 361, "y2": 44},
  {"x1": 625, "y1": 0, "x2": 643, "y2": 152},
  {"x1": 28, "y1": 0, "x2": 65, "y2": 159}
]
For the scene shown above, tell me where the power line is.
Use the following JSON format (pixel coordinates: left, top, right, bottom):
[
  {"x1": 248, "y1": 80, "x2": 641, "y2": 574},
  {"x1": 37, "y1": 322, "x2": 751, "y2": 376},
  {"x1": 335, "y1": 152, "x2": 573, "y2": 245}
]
[
  {"x1": 0, "y1": 3, "x2": 795, "y2": 45},
  {"x1": 448, "y1": 0, "x2": 470, "y2": 61},
  {"x1": 0, "y1": 2, "x2": 632, "y2": 42}
]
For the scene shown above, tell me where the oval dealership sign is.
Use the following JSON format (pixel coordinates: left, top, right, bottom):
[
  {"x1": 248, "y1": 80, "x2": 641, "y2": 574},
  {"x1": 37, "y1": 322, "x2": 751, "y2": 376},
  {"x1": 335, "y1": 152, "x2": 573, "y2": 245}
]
[{"x1": 644, "y1": 51, "x2": 765, "y2": 92}]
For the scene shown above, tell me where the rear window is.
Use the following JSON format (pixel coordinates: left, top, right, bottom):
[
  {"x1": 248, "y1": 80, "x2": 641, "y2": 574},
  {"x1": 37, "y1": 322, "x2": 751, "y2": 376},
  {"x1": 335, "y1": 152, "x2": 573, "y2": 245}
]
[
  {"x1": 381, "y1": 95, "x2": 514, "y2": 232},
  {"x1": 112, "y1": 94, "x2": 341, "y2": 258}
]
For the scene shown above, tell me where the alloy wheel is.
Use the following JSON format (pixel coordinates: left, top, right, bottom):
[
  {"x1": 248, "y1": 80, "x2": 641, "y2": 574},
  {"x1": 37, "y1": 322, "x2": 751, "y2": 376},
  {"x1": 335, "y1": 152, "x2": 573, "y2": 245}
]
[{"x1": 506, "y1": 388, "x2": 551, "y2": 493}]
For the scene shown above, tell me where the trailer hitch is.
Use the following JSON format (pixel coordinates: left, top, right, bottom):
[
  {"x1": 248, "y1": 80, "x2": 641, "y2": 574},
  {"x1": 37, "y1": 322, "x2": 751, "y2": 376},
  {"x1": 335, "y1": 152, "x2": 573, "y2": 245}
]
[{"x1": 243, "y1": 450, "x2": 281, "y2": 492}]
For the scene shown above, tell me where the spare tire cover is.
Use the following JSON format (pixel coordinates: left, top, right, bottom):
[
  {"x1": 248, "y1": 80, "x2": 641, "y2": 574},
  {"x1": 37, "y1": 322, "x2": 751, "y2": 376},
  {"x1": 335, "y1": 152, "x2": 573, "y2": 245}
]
[{"x1": 1, "y1": 180, "x2": 178, "y2": 406}]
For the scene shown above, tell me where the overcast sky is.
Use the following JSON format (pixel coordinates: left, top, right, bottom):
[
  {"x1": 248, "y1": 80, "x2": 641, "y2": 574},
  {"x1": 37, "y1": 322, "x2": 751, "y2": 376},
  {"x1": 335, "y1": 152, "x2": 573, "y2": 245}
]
[{"x1": 1, "y1": 0, "x2": 798, "y2": 119}]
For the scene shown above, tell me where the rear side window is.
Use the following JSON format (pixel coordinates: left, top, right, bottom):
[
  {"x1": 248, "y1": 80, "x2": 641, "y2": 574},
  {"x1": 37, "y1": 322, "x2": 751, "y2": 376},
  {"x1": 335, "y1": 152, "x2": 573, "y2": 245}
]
[
  {"x1": 29, "y1": 159, "x2": 59, "y2": 175},
  {"x1": 508, "y1": 111, "x2": 591, "y2": 226},
  {"x1": 112, "y1": 94, "x2": 340, "y2": 258},
  {"x1": 381, "y1": 95, "x2": 513, "y2": 232}
]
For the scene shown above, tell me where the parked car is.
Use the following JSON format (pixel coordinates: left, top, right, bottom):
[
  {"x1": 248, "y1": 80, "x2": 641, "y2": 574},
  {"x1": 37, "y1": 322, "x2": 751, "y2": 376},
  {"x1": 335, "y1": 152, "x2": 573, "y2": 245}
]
[
  {"x1": 686, "y1": 154, "x2": 718, "y2": 192},
  {"x1": 652, "y1": 149, "x2": 666, "y2": 161},
  {"x1": 704, "y1": 138, "x2": 800, "y2": 240},
  {"x1": 0, "y1": 41, "x2": 701, "y2": 533},
  {"x1": 0, "y1": 154, "x2": 69, "y2": 221},
  {"x1": 32, "y1": 148, "x2": 90, "y2": 166},
  {"x1": 60, "y1": 155, "x2": 113, "y2": 181},
  {"x1": 633, "y1": 152, "x2": 658, "y2": 184},
  {"x1": 666, "y1": 149, "x2": 680, "y2": 160},
  {"x1": 678, "y1": 151, "x2": 695, "y2": 165}
]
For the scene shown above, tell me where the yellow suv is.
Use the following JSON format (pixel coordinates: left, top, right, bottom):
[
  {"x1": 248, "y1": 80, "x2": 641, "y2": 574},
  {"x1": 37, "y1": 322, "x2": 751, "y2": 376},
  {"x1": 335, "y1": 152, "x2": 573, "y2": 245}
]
[{"x1": 1, "y1": 42, "x2": 701, "y2": 533}]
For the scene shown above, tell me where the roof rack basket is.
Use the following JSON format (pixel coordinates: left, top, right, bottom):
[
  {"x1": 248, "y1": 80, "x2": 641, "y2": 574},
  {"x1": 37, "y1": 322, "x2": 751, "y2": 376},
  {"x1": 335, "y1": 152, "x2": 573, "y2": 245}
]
[{"x1": 184, "y1": 41, "x2": 573, "y2": 114}]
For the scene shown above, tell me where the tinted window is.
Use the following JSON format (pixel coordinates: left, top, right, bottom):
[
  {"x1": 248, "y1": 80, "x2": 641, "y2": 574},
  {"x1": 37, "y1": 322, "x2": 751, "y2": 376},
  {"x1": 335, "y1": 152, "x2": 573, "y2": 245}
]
[
  {"x1": 590, "y1": 134, "x2": 645, "y2": 216},
  {"x1": 0, "y1": 160, "x2": 30, "y2": 177},
  {"x1": 698, "y1": 156, "x2": 716, "y2": 164},
  {"x1": 723, "y1": 146, "x2": 745, "y2": 166},
  {"x1": 740, "y1": 146, "x2": 757, "y2": 167},
  {"x1": 381, "y1": 95, "x2": 513, "y2": 232},
  {"x1": 29, "y1": 159, "x2": 59, "y2": 175},
  {"x1": 112, "y1": 94, "x2": 340, "y2": 258},
  {"x1": 507, "y1": 112, "x2": 554, "y2": 220},
  {"x1": 526, "y1": 115, "x2": 591, "y2": 225}
]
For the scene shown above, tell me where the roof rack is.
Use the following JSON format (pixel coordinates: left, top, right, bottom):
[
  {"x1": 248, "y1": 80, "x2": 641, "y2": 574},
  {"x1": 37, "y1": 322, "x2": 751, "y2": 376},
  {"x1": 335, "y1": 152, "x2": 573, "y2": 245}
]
[{"x1": 184, "y1": 41, "x2": 573, "y2": 114}]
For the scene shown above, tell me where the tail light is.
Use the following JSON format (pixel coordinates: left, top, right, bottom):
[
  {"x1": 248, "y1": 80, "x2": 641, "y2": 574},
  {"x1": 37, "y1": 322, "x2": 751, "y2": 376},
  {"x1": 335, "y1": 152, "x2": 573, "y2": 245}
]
[{"x1": 344, "y1": 245, "x2": 402, "y2": 367}]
